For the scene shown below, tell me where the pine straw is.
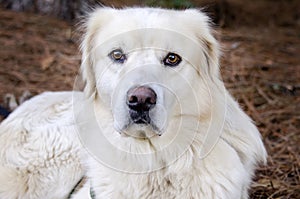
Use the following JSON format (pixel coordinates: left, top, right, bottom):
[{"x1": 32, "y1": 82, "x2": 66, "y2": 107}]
[
  {"x1": 0, "y1": 8, "x2": 299, "y2": 198},
  {"x1": 220, "y1": 28, "x2": 300, "y2": 198},
  {"x1": 0, "y1": 8, "x2": 81, "y2": 101}
]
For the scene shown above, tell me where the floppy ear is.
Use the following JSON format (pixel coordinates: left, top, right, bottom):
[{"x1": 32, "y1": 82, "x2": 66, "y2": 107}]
[
  {"x1": 80, "y1": 8, "x2": 114, "y2": 97},
  {"x1": 201, "y1": 32, "x2": 220, "y2": 79},
  {"x1": 189, "y1": 10, "x2": 267, "y2": 170},
  {"x1": 184, "y1": 9, "x2": 220, "y2": 79},
  {"x1": 80, "y1": 14, "x2": 98, "y2": 97}
]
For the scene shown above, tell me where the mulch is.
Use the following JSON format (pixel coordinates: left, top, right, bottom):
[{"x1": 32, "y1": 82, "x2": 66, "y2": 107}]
[
  {"x1": 0, "y1": 8, "x2": 299, "y2": 198},
  {"x1": 220, "y1": 27, "x2": 300, "y2": 198}
]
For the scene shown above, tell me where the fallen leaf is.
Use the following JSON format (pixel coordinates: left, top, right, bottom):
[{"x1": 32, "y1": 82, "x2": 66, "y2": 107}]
[{"x1": 41, "y1": 55, "x2": 54, "y2": 70}]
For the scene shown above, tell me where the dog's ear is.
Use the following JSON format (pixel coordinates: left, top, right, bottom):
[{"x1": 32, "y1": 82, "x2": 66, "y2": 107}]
[
  {"x1": 184, "y1": 9, "x2": 220, "y2": 79},
  {"x1": 80, "y1": 8, "x2": 113, "y2": 97},
  {"x1": 201, "y1": 33, "x2": 220, "y2": 79}
]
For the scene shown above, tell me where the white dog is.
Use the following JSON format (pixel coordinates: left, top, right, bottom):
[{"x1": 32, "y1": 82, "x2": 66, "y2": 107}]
[{"x1": 0, "y1": 7, "x2": 267, "y2": 199}]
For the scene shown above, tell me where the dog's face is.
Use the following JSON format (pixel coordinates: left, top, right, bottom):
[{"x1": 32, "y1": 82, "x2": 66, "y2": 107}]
[{"x1": 81, "y1": 8, "x2": 219, "y2": 140}]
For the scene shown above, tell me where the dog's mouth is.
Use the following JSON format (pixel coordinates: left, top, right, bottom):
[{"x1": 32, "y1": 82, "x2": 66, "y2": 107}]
[
  {"x1": 129, "y1": 110, "x2": 151, "y2": 124},
  {"x1": 119, "y1": 110, "x2": 162, "y2": 138}
]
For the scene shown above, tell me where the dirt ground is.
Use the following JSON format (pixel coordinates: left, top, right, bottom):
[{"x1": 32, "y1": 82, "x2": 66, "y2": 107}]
[{"x1": 0, "y1": 4, "x2": 299, "y2": 199}]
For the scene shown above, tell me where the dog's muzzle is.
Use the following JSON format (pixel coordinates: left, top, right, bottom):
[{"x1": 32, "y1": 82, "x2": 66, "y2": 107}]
[{"x1": 127, "y1": 86, "x2": 156, "y2": 124}]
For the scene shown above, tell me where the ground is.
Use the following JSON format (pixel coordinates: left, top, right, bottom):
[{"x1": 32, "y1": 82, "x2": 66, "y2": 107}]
[{"x1": 0, "y1": 6, "x2": 299, "y2": 199}]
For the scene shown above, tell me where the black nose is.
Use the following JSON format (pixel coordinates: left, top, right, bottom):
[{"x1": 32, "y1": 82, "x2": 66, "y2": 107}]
[{"x1": 127, "y1": 86, "x2": 157, "y2": 112}]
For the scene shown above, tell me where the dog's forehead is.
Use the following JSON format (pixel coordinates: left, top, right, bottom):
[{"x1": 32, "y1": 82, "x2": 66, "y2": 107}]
[
  {"x1": 90, "y1": 8, "x2": 209, "y2": 45},
  {"x1": 86, "y1": 8, "x2": 213, "y2": 70},
  {"x1": 88, "y1": 8, "x2": 210, "y2": 59},
  {"x1": 102, "y1": 8, "x2": 199, "y2": 28}
]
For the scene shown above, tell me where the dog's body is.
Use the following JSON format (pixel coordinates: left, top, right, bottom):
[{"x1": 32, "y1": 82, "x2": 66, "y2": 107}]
[
  {"x1": 0, "y1": 8, "x2": 266, "y2": 199},
  {"x1": 0, "y1": 92, "x2": 84, "y2": 199}
]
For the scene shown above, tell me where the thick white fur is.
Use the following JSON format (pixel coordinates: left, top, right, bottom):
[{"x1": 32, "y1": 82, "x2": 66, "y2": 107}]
[
  {"x1": 0, "y1": 92, "x2": 84, "y2": 199},
  {"x1": 0, "y1": 7, "x2": 267, "y2": 199}
]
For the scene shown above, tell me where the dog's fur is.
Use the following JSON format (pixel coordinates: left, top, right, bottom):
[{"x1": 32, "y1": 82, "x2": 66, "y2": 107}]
[{"x1": 0, "y1": 7, "x2": 267, "y2": 199}]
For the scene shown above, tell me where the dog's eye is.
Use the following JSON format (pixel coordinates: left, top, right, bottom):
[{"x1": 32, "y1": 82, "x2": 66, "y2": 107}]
[
  {"x1": 163, "y1": 53, "x2": 182, "y2": 67},
  {"x1": 109, "y1": 49, "x2": 126, "y2": 63}
]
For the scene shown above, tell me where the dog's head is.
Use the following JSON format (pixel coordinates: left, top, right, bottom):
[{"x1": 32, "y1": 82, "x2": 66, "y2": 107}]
[
  {"x1": 77, "y1": 7, "x2": 267, "y2": 174},
  {"x1": 80, "y1": 7, "x2": 219, "y2": 139}
]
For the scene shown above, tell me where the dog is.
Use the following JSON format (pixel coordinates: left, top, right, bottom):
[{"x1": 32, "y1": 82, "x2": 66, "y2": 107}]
[{"x1": 0, "y1": 7, "x2": 267, "y2": 199}]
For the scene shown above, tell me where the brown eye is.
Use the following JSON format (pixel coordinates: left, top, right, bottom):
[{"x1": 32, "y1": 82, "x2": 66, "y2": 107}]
[
  {"x1": 109, "y1": 49, "x2": 126, "y2": 63},
  {"x1": 163, "y1": 53, "x2": 182, "y2": 67}
]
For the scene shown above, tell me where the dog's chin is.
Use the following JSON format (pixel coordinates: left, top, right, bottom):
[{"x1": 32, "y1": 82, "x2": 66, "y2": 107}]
[{"x1": 116, "y1": 122, "x2": 162, "y2": 139}]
